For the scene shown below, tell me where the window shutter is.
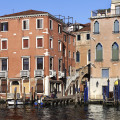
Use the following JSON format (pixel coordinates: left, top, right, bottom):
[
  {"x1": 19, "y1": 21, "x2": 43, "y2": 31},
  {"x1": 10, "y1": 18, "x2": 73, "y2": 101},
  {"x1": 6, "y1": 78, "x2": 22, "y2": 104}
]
[
  {"x1": 1, "y1": 80, "x2": 7, "y2": 93},
  {"x1": 6, "y1": 22, "x2": 8, "y2": 31},
  {"x1": 96, "y1": 44, "x2": 102, "y2": 61},
  {"x1": 2, "y1": 41, "x2": 7, "y2": 49},
  {"x1": 40, "y1": 19, "x2": 43, "y2": 28},
  {"x1": 114, "y1": 20, "x2": 119, "y2": 33},
  {"x1": 37, "y1": 38, "x2": 42, "y2": 47},
  {"x1": 112, "y1": 43, "x2": 119, "y2": 61},
  {"x1": 1, "y1": 23, "x2": 3, "y2": 31},
  {"x1": 23, "y1": 39, "x2": 28, "y2": 48},
  {"x1": 37, "y1": 80, "x2": 43, "y2": 93},
  {"x1": 0, "y1": 23, "x2": 1, "y2": 31}
]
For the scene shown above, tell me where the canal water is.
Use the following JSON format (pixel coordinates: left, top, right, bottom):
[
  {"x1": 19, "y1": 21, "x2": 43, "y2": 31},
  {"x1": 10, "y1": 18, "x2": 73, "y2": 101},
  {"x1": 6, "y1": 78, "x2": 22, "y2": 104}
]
[{"x1": 0, "y1": 104, "x2": 120, "y2": 120}]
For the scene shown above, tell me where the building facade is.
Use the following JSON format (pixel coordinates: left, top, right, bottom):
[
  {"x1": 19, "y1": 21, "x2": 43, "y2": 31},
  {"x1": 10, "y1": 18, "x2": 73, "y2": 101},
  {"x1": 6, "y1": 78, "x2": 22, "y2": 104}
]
[
  {"x1": 90, "y1": 0, "x2": 120, "y2": 99},
  {"x1": 0, "y1": 10, "x2": 75, "y2": 99}
]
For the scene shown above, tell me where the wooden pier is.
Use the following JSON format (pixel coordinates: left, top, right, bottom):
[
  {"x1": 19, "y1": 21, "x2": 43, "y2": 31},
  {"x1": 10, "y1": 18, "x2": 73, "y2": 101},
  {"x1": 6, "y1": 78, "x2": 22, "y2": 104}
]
[{"x1": 43, "y1": 97, "x2": 73, "y2": 106}]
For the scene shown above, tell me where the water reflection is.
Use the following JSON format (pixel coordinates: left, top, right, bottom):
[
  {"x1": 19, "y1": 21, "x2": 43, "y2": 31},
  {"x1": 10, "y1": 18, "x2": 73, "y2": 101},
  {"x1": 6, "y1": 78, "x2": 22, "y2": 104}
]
[{"x1": 0, "y1": 104, "x2": 120, "y2": 120}]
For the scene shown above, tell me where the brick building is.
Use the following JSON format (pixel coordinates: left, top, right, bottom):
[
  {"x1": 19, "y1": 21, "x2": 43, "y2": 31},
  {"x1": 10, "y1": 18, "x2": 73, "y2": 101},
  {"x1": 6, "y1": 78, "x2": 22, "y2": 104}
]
[{"x1": 0, "y1": 10, "x2": 75, "y2": 99}]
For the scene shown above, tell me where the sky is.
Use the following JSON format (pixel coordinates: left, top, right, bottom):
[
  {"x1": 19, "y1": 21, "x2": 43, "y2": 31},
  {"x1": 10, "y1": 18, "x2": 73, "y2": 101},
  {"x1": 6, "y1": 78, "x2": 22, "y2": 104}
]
[{"x1": 0, "y1": 0, "x2": 111, "y2": 24}]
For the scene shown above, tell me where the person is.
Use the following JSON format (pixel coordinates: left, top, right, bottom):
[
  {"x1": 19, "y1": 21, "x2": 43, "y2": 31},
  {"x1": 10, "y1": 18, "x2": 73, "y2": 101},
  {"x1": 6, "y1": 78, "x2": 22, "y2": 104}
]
[{"x1": 53, "y1": 87, "x2": 57, "y2": 98}]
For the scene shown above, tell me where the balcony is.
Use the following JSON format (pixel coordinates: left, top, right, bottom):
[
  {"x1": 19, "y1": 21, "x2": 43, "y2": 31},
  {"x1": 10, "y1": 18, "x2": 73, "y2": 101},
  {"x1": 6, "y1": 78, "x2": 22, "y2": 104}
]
[
  {"x1": 20, "y1": 70, "x2": 29, "y2": 78},
  {"x1": 49, "y1": 70, "x2": 56, "y2": 78},
  {"x1": 91, "y1": 9, "x2": 120, "y2": 18},
  {"x1": 0, "y1": 71, "x2": 8, "y2": 78},
  {"x1": 58, "y1": 71, "x2": 65, "y2": 79},
  {"x1": 34, "y1": 70, "x2": 44, "y2": 77}
]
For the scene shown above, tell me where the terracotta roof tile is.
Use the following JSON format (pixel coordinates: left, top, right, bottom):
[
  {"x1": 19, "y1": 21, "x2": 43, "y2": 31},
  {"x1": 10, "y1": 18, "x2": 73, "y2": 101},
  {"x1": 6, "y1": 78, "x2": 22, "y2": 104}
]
[
  {"x1": 79, "y1": 23, "x2": 91, "y2": 31},
  {"x1": 0, "y1": 10, "x2": 48, "y2": 17}
]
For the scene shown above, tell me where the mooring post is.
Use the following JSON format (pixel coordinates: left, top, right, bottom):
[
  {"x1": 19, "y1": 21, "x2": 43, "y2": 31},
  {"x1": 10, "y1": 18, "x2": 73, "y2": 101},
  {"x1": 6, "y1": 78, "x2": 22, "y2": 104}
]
[
  {"x1": 6, "y1": 89, "x2": 7, "y2": 107},
  {"x1": 75, "y1": 83, "x2": 78, "y2": 107},
  {"x1": 118, "y1": 79, "x2": 120, "y2": 104},
  {"x1": 23, "y1": 87, "x2": 25, "y2": 105},
  {"x1": 14, "y1": 87, "x2": 17, "y2": 106},
  {"x1": 107, "y1": 79, "x2": 109, "y2": 101}
]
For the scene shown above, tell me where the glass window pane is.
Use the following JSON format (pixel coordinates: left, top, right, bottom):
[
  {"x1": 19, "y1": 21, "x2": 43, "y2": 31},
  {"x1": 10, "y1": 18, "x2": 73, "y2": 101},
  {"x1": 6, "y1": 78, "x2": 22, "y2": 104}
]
[
  {"x1": 102, "y1": 69, "x2": 109, "y2": 78},
  {"x1": 23, "y1": 58, "x2": 29, "y2": 70},
  {"x1": 37, "y1": 58, "x2": 43, "y2": 69},
  {"x1": 96, "y1": 43, "x2": 102, "y2": 61},
  {"x1": 2, "y1": 59, "x2": 7, "y2": 71}
]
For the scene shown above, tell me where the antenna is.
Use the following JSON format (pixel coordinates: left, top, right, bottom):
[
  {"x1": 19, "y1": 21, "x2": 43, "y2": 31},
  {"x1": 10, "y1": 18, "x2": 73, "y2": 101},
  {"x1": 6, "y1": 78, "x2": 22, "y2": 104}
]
[{"x1": 12, "y1": 9, "x2": 14, "y2": 13}]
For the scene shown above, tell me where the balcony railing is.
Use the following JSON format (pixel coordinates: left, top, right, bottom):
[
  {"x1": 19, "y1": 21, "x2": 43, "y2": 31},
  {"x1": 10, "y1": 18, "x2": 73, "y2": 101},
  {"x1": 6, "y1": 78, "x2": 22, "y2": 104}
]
[
  {"x1": 49, "y1": 70, "x2": 56, "y2": 78},
  {"x1": 20, "y1": 70, "x2": 29, "y2": 78},
  {"x1": 34, "y1": 70, "x2": 44, "y2": 77},
  {"x1": 91, "y1": 9, "x2": 120, "y2": 18},
  {"x1": 58, "y1": 71, "x2": 65, "y2": 79},
  {"x1": 0, "y1": 71, "x2": 8, "y2": 78}
]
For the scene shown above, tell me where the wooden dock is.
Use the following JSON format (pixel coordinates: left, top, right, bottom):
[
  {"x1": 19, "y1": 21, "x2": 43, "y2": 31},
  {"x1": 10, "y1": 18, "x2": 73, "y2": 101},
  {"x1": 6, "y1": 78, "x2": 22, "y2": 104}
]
[{"x1": 43, "y1": 97, "x2": 73, "y2": 106}]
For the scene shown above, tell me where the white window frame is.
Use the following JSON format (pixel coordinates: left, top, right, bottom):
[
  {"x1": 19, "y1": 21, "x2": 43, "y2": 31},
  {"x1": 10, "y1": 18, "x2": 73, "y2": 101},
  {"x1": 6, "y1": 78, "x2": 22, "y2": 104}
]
[
  {"x1": 58, "y1": 24, "x2": 61, "y2": 33},
  {"x1": 101, "y1": 68, "x2": 109, "y2": 78},
  {"x1": 36, "y1": 18, "x2": 44, "y2": 29},
  {"x1": 36, "y1": 56, "x2": 44, "y2": 70},
  {"x1": 1, "y1": 21, "x2": 8, "y2": 32},
  {"x1": 58, "y1": 59, "x2": 62, "y2": 71},
  {"x1": 49, "y1": 37, "x2": 53, "y2": 49},
  {"x1": 1, "y1": 38, "x2": 8, "y2": 50},
  {"x1": 49, "y1": 19, "x2": 53, "y2": 30},
  {"x1": 36, "y1": 36, "x2": 44, "y2": 48},
  {"x1": 69, "y1": 51, "x2": 71, "y2": 58},
  {"x1": 22, "y1": 37, "x2": 29, "y2": 49},
  {"x1": 22, "y1": 19, "x2": 29, "y2": 30},
  {"x1": 58, "y1": 40, "x2": 62, "y2": 51},
  {"x1": 49, "y1": 56, "x2": 53, "y2": 70},
  {"x1": 0, "y1": 58, "x2": 8, "y2": 71},
  {"x1": 22, "y1": 57, "x2": 30, "y2": 71}
]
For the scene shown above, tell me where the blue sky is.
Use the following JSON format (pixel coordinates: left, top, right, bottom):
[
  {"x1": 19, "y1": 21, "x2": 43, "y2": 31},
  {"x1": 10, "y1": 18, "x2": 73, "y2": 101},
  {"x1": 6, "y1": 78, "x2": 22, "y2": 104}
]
[{"x1": 0, "y1": 0, "x2": 111, "y2": 24}]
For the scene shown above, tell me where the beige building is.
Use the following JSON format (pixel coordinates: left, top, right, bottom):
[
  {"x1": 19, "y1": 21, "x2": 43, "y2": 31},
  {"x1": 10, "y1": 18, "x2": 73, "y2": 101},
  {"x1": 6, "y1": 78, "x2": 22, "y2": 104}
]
[{"x1": 89, "y1": 0, "x2": 120, "y2": 100}]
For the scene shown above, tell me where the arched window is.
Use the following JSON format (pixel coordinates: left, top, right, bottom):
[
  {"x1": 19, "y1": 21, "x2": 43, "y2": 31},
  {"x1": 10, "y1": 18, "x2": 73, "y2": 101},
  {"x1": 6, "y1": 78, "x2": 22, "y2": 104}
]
[
  {"x1": 112, "y1": 42, "x2": 119, "y2": 61},
  {"x1": 88, "y1": 50, "x2": 91, "y2": 62},
  {"x1": 114, "y1": 20, "x2": 119, "y2": 33},
  {"x1": 94, "y1": 21, "x2": 99, "y2": 34},
  {"x1": 76, "y1": 51, "x2": 80, "y2": 62},
  {"x1": 96, "y1": 43, "x2": 103, "y2": 61}
]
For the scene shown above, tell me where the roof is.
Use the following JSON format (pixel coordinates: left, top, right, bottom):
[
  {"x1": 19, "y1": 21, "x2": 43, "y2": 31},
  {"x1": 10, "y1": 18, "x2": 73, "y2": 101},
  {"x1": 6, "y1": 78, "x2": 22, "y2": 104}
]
[
  {"x1": 78, "y1": 23, "x2": 91, "y2": 32},
  {"x1": 0, "y1": 10, "x2": 48, "y2": 18}
]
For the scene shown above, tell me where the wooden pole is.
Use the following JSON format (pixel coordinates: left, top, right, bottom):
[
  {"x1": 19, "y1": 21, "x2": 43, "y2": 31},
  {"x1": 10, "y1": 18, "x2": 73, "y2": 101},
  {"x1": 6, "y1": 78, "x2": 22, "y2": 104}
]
[
  {"x1": 23, "y1": 87, "x2": 25, "y2": 105},
  {"x1": 6, "y1": 89, "x2": 7, "y2": 107},
  {"x1": 14, "y1": 87, "x2": 17, "y2": 106}
]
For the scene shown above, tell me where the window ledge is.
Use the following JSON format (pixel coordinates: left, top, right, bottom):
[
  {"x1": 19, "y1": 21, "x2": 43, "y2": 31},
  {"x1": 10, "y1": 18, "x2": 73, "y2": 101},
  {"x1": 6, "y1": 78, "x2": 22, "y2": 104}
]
[
  {"x1": 95, "y1": 59, "x2": 103, "y2": 62},
  {"x1": 112, "y1": 31, "x2": 120, "y2": 34},
  {"x1": 111, "y1": 59, "x2": 119, "y2": 62},
  {"x1": 93, "y1": 32, "x2": 100, "y2": 35}
]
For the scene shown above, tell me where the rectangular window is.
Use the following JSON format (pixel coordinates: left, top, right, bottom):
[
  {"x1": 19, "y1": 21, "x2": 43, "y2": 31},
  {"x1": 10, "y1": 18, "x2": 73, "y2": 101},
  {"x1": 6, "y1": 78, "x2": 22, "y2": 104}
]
[
  {"x1": 69, "y1": 66, "x2": 71, "y2": 76},
  {"x1": 58, "y1": 59, "x2": 62, "y2": 71},
  {"x1": 2, "y1": 59, "x2": 7, "y2": 71},
  {"x1": 58, "y1": 40, "x2": 61, "y2": 51},
  {"x1": 49, "y1": 37, "x2": 53, "y2": 49},
  {"x1": 58, "y1": 24, "x2": 61, "y2": 33},
  {"x1": 36, "y1": 19, "x2": 43, "y2": 29},
  {"x1": 37, "y1": 57, "x2": 43, "y2": 70},
  {"x1": 23, "y1": 58, "x2": 29, "y2": 70},
  {"x1": 22, "y1": 37, "x2": 29, "y2": 49},
  {"x1": 64, "y1": 35, "x2": 66, "y2": 42},
  {"x1": 77, "y1": 35, "x2": 81, "y2": 41},
  {"x1": 36, "y1": 37, "x2": 43, "y2": 48},
  {"x1": 1, "y1": 22, "x2": 8, "y2": 31},
  {"x1": 102, "y1": 69, "x2": 109, "y2": 78},
  {"x1": 73, "y1": 38, "x2": 75, "y2": 45},
  {"x1": 50, "y1": 57, "x2": 53, "y2": 70},
  {"x1": 116, "y1": 6, "x2": 120, "y2": 15},
  {"x1": 22, "y1": 20, "x2": 29, "y2": 30},
  {"x1": 49, "y1": 19, "x2": 53, "y2": 30},
  {"x1": 73, "y1": 52, "x2": 75, "y2": 59},
  {"x1": 86, "y1": 34, "x2": 90, "y2": 40},
  {"x1": 69, "y1": 36, "x2": 71, "y2": 44},
  {"x1": 69, "y1": 51, "x2": 71, "y2": 58},
  {"x1": 1, "y1": 39, "x2": 7, "y2": 50},
  {"x1": 37, "y1": 80, "x2": 43, "y2": 93}
]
